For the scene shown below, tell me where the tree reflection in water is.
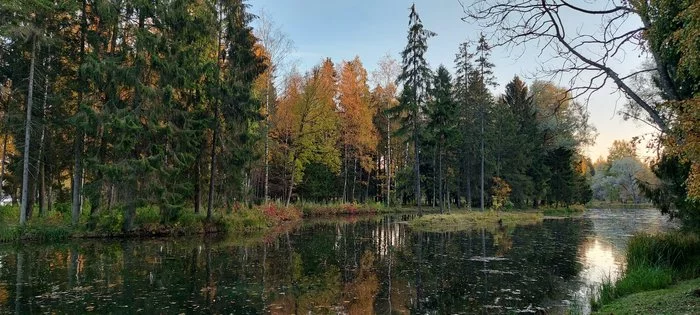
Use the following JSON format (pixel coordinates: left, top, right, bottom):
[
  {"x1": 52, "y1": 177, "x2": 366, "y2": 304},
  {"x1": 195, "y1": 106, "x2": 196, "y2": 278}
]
[{"x1": 0, "y1": 209, "x2": 676, "y2": 314}]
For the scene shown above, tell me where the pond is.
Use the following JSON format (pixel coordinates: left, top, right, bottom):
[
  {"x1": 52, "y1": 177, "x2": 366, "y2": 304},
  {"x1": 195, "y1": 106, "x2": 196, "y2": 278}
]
[{"x1": 0, "y1": 209, "x2": 677, "y2": 314}]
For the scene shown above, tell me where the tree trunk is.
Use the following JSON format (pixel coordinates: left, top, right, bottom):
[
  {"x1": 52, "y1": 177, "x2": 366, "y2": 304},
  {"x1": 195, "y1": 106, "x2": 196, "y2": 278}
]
[
  {"x1": 439, "y1": 138, "x2": 444, "y2": 214},
  {"x1": 0, "y1": 132, "x2": 8, "y2": 199},
  {"x1": 194, "y1": 156, "x2": 201, "y2": 214},
  {"x1": 480, "y1": 101, "x2": 485, "y2": 212},
  {"x1": 351, "y1": 155, "x2": 357, "y2": 203},
  {"x1": 432, "y1": 148, "x2": 436, "y2": 207},
  {"x1": 285, "y1": 163, "x2": 294, "y2": 207},
  {"x1": 72, "y1": 0, "x2": 88, "y2": 225},
  {"x1": 466, "y1": 160, "x2": 471, "y2": 210},
  {"x1": 38, "y1": 53, "x2": 50, "y2": 217},
  {"x1": 386, "y1": 112, "x2": 391, "y2": 207},
  {"x1": 413, "y1": 119, "x2": 421, "y2": 215},
  {"x1": 264, "y1": 83, "x2": 270, "y2": 203},
  {"x1": 343, "y1": 144, "x2": 348, "y2": 203},
  {"x1": 207, "y1": 125, "x2": 217, "y2": 220},
  {"x1": 20, "y1": 37, "x2": 37, "y2": 225},
  {"x1": 122, "y1": 183, "x2": 136, "y2": 232}
]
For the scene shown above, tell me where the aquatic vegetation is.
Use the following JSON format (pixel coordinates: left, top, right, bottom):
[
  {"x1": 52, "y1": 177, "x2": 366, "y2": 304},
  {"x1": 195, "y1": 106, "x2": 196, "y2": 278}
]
[{"x1": 407, "y1": 210, "x2": 544, "y2": 232}]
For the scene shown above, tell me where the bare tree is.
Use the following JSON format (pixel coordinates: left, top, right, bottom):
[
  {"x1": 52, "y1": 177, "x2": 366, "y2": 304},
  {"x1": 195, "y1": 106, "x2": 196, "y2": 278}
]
[
  {"x1": 372, "y1": 54, "x2": 400, "y2": 207},
  {"x1": 254, "y1": 8, "x2": 295, "y2": 202},
  {"x1": 463, "y1": 0, "x2": 676, "y2": 133}
]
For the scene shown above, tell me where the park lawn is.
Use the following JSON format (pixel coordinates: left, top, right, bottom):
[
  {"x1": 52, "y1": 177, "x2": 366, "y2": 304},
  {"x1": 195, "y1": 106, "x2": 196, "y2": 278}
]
[{"x1": 594, "y1": 277, "x2": 700, "y2": 315}]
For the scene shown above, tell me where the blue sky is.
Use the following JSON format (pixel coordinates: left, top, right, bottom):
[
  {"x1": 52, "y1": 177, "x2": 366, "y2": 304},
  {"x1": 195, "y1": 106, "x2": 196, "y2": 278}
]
[{"x1": 250, "y1": 0, "x2": 657, "y2": 161}]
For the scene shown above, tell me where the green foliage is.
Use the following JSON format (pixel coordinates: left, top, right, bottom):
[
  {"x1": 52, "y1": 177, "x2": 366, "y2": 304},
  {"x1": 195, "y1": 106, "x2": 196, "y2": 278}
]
[
  {"x1": 641, "y1": 156, "x2": 700, "y2": 231},
  {"x1": 134, "y1": 206, "x2": 161, "y2": 232},
  {"x1": 94, "y1": 212, "x2": 124, "y2": 235}
]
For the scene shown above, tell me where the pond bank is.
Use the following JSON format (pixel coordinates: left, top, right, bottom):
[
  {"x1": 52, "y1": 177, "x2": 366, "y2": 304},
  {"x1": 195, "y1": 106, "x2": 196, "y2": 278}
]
[
  {"x1": 0, "y1": 202, "x2": 416, "y2": 243},
  {"x1": 592, "y1": 232, "x2": 700, "y2": 312},
  {"x1": 594, "y1": 277, "x2": 700, "y2": 314}
]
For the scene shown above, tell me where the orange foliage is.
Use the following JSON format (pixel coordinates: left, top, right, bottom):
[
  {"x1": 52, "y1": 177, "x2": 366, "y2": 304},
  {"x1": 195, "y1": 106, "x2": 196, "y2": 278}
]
[{"x1": 339, "y1": 57, "x2": 378, "y2": 172}]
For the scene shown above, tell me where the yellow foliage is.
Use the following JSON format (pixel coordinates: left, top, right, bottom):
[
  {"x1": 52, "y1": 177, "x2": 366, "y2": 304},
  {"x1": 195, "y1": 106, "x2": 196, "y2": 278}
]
[{"x1": 665, "y1": 98, "x2": 700, "y2": 199}]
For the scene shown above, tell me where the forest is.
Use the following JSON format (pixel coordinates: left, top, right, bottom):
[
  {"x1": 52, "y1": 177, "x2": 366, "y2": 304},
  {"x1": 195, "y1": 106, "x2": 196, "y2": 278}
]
[{"x1": 0, "y1": 0, "x2": 698, "y2": 233}]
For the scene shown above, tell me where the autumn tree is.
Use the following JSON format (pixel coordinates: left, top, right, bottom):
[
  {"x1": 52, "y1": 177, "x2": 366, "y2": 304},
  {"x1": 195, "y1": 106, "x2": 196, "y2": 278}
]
[{"x1": 339, "y1": 57, "x2": 377, "y2": 202}]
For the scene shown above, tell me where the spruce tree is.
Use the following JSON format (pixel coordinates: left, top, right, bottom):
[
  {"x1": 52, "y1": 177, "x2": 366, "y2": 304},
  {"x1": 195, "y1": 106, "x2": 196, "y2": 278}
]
[
  {"x1": 395, "y1": 4, "x2": 435, "y2": 215},
  {"x1": 454, "y1": 41, "x2": 475, "y2": 208},
  {"x1": 474, "y1": 34, "x2": 496, "y2": 211},
  {"x1": 427, "y1": 66, "x2": 457, "y2": 213}
]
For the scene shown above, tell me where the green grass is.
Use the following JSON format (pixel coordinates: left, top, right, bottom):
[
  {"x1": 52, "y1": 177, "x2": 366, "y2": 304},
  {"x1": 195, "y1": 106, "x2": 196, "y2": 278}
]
[
  {"x1": 408, "y1": 210, "x2": 544, "y2": 232},
  {"x1": 593, "y1": 277, "x2": 700, "y2": 315},
  {"x1": 591, "y1": 232, "x2": 700, "y2": 310}
]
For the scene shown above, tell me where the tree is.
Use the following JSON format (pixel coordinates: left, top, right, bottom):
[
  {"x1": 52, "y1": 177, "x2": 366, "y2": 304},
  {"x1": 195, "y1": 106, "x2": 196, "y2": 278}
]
[
  {"x1": 394, "y1": 4, "x2": 435, "y2": 214},
  {"x1": 474, "y1": 34, "x2": 497, "y2": 211},
  {"x1": 427, "y1": 66, "x2": 457, "y2": 213},
  {"x1": 274, "y1": 60, "x2": 340, "y2": 206},
  {"x1": 607, "y1": 140, "x2": 637, "y2": 164},
  {"x1": 498, "y1": 76, "x2": 535, "y2": 208},
  {"x1": 454, "y1": 41, "x2": 476, "y2": 208},
  {"x1": 371, "y1": 55, "x2": 400, "y2": 207},
  {"x1": 207, "y1": 0, "x2": 266, "y2": 218},
  {"x1": 339, "y1": 57, "x2": 377, "y2": 202},
  {"x1": 254, "y1": 9, "x2": 294, "y2": 203},
  {"x1": 465, "y1": 0, "x2": 671, "y2": 132}
]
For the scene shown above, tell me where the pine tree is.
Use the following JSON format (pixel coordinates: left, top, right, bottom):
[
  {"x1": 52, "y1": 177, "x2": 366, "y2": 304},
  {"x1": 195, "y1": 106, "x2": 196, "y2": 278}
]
[{"x1": 394, "y1": 4, "x2": 435, "y2": 215}]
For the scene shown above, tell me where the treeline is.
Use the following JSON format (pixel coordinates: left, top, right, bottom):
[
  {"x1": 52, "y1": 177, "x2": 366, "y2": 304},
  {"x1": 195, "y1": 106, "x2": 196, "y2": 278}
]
[
  {"x1": 262, "y1": 5, "x2": 593, "y2": 213},
  {"x1": 0, "y1": 1, "x2": 593, "y2": 230}
]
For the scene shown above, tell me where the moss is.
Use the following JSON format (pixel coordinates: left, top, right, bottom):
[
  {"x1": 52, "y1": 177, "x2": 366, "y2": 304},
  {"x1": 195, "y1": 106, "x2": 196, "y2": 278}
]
[
  {"x1": 593, "y1": 278, "x2": 700, "y2": 315},
  {"x1": 408, "y1": 210, "x2": 544, "y2": 232}
]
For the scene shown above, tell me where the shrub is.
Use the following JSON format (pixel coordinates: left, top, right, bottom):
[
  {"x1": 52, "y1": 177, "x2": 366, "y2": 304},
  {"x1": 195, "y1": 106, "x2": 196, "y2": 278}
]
[
  {"x1": 176, "y1": 211, "x2": 204, "y2": 234},
  {"x1": 0, "y1": 205, "x2": 19, "y2": 223},
  {"x1": 94, "y1": 211, "x2": 124, "y2": 234},
  {"x1": 135, "y1": 206, "x2": 161, "y2": 232}
]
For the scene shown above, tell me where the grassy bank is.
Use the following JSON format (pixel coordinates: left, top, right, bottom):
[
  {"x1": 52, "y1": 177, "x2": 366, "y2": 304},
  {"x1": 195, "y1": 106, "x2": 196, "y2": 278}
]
[
  {"x1": 0, "y1": 203, "x2": 302, "y2": 243},
  {"x1": 593, "y1": 277, "x2": 700, "y2": 314},
  {"x1": 591, "y1": 232, "x2": 700, "y2": 311},
  {"x1": 408, "y1": 210, "x2": 544, "y2": 232}
]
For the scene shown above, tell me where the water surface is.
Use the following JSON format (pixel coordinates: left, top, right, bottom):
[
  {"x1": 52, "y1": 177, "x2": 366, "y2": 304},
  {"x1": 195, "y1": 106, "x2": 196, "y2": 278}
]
[{"x1": 0, "y1": 209, "x2": 676, "y2": 314}]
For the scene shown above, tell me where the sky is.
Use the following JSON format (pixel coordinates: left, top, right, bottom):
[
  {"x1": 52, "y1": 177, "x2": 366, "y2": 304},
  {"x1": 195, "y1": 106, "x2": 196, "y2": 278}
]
[{"x1": 249, "y1": 0, "x2": 659, "y2": 161}]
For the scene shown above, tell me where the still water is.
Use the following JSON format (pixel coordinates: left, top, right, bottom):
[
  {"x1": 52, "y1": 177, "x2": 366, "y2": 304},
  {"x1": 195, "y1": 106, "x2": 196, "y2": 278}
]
[{"x1": 0, "y1": 209, "x2": 676, "y2": 314}]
